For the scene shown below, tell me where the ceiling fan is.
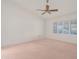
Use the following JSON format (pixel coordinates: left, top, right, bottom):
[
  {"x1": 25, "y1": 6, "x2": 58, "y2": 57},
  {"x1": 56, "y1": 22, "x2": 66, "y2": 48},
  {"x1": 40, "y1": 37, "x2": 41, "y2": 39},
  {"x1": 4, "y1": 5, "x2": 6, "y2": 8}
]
[{"x1": 37, "y1": 0, "x2": 58, "y2": 15}]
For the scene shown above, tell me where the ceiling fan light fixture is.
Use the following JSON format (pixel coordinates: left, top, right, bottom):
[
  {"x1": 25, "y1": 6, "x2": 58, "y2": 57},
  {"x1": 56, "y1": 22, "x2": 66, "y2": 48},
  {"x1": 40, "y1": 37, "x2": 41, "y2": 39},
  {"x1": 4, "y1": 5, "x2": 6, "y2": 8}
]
[{"x1": 37, "y1": 0, "x2": 58, "y2": 15}]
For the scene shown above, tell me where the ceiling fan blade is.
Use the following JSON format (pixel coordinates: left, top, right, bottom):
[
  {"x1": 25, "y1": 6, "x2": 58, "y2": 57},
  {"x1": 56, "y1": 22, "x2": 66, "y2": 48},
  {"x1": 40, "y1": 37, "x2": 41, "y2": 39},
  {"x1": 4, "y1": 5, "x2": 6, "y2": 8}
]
[
  {"x1": 48, "y1": 11, "x2": 51, "y2": 14},
  {"x1": 50, "y1": 9, "x2": 58, "y2": 11},
  {"x1": 41, "y1": 12, "x2": 46, "y2": 15},
  {"x1": 37, "y1": 9, "x2": 46, "y2": 11}
]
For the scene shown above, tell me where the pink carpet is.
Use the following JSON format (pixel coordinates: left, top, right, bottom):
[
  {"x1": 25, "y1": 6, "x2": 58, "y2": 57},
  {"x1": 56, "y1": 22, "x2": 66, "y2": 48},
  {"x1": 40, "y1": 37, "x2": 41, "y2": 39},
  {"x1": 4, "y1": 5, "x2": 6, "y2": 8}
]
[{"x1": 2, "y1": 39, "x2": 77, "y2": 59}]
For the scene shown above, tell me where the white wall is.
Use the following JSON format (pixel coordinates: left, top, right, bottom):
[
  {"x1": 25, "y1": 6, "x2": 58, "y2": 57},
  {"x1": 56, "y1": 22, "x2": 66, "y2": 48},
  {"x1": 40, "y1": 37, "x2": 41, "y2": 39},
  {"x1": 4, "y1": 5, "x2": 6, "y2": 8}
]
[
  {"x1": 46, "y1": 12, "x2": 77, "y2": 44},
  {"x1": 1, "y1": 0, "x2": 44, "y2": 47}
]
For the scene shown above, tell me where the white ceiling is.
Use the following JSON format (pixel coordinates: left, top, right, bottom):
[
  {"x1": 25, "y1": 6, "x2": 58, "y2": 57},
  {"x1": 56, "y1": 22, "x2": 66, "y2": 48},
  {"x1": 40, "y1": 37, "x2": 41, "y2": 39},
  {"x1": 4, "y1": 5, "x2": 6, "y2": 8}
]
[{"x1": 9, "y1": 0, "x2": 77, "y2": 20}]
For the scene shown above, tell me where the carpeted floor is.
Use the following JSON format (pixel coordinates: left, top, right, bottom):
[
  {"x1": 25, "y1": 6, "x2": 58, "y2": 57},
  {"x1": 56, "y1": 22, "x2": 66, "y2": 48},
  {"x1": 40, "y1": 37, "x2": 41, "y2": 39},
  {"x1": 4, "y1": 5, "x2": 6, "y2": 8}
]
[{"x1": 1, "y1": 39, "x2": 77, "y2": 59}]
